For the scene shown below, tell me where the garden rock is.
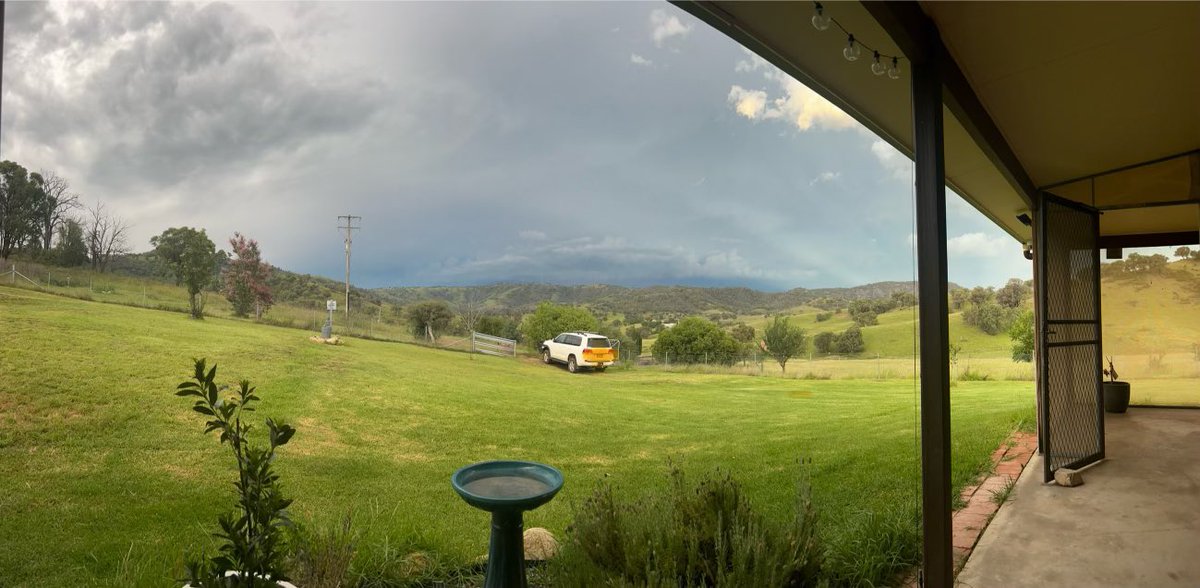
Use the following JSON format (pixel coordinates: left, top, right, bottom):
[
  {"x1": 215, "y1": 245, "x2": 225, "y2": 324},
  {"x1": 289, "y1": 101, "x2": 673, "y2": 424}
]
[
  {"x1": 523, "y1": 527, "x2": 559, "y2": 561},
  {"x1": 1054, "y1": 468, "x2": 1084, "y2": 487}
]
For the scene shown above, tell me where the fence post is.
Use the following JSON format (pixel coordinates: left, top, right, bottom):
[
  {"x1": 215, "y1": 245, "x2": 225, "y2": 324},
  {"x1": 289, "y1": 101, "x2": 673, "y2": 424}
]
[{"x1": 10, "y1": 265, "x2": 14, "y2": 285}]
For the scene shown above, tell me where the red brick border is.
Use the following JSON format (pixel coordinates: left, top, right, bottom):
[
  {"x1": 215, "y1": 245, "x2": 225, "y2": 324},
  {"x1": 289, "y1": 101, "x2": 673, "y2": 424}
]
[
  {"x1": 951, "y1": 431, "x2": 1036, "y2": 571},
  {"x1": 902, "y1": 430, "x2": 1037, "y2": 586}
]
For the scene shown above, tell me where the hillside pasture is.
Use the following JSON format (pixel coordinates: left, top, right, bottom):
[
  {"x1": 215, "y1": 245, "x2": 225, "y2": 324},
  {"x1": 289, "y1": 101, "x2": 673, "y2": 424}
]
[{"x1": 0, "y1": 287, "x2": 1034, "y2": 586}]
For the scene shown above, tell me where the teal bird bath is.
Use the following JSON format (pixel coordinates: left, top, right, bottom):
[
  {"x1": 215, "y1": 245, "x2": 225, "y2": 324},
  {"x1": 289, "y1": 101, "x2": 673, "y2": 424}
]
[{"x1": 452, "y1": 461, "x2": 563, "y2": 588}]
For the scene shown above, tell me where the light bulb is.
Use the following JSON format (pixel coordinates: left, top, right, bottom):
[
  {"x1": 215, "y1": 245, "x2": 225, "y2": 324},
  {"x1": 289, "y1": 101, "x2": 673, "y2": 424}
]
[
  {"x1": 871, "y1": 52, "x2": 887, "y2": 76},
  {"x1": 887, "y1": 57, "x2": 900, "y2": 80},
  {"x1": 811, "y1": 3, "x2": 830, "y2": 31},
  {"x1": 843, "y1": 35, "x2": 861, "y2": 61}
]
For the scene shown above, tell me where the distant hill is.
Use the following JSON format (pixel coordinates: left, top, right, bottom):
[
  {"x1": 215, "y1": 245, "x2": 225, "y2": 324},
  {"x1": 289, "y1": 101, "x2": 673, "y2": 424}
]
[{"x1": 370, "y1": 281, "x2": 957, "y2": 317}]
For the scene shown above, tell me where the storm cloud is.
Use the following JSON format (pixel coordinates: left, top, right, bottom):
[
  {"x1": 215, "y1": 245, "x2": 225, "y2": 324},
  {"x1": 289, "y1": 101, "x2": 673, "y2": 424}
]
[{"x1": 1, "y1": 1, "x2": 1029, "y2": 290}]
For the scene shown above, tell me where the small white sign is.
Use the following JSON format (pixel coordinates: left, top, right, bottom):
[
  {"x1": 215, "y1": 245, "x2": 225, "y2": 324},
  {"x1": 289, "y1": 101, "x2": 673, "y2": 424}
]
[{"x1": 326, "y1": 299, "x2": 337, "y2": 311}]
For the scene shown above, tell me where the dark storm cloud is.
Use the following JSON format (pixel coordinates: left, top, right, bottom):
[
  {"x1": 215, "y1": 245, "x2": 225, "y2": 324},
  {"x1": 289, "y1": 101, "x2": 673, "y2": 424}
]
[
  {"x1": 1, "y1": 2, "x2": 1029, "y2": 290},
  {"x1": 4, "y1": 1, "x2": 384, "y2": 189}
]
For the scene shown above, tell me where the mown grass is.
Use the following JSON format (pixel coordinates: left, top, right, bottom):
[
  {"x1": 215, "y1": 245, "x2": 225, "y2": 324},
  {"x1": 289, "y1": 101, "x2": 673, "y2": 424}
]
[{"x1": 0, "y1": 287, "x2": 1034, "y2": 586}]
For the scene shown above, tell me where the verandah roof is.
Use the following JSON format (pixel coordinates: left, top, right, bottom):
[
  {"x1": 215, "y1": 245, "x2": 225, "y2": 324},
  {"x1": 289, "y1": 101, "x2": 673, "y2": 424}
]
[{"x1": 679, "y1": 1, "x2": 1200, "y2": 245}]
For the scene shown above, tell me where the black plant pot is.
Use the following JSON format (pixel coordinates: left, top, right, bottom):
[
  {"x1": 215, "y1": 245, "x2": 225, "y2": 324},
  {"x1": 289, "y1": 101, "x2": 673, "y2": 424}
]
[{"x1": 1103, "y1": 381, "x2": 1130, "y2": 413}]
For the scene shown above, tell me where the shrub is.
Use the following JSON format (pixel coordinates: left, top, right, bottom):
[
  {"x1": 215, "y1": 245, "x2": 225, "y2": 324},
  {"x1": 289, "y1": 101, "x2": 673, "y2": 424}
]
[
  {"x1": 833, "y1": 326, "x2": 865, "y2": 355},
  {"x1": 814, "y1": 312, "x2": 832, "y2": 322},
  {"x1": 173, "y1": 359, "x2": 296, "y2": 587},
  {"x1": 812, "y1": 331, "x2": 835, "y2": 354},
  {"x1": 1007, "y1": 309, "x2": 1034, "y2": 362},
  {"x1": 405, "y1": 300, "x2": 454, "y2": 343},
  {"x1": 651, "y1": 317, "x2": 740, "y2": 365},
  {"x1": 519, "y1": 302, "x2": 598, "y2": 351},
  {"x1": 475, "y1": 314, "x2": 520, "y2": 341},
  {"x1": 848, "y1": 300, "x2": 878, "y2": 327},
  {"x1": 548, "y1": 466, "x2": 822, "y2": 587}
]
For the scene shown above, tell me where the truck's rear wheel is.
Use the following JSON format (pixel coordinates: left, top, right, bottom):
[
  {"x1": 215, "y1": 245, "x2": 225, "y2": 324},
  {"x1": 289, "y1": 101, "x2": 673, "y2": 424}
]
[{"x1": 567, "y1": 356, "x2": 578, "y2": 373}]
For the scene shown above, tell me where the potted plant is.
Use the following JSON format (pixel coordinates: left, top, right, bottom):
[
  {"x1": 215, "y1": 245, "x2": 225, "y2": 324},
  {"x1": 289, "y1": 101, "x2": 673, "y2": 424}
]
[
  {"x1": 1102, "y1": 356, "x2": 1130, "y2": 414},
  {"x1": 174, "y1": 359, "x2": 299, "y2": 587}
]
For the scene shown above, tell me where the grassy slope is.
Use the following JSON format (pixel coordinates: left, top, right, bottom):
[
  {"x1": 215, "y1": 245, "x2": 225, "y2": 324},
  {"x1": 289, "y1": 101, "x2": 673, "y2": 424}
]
[
  {"x1": 735, "y1": 305, "x2": 1012, "y2": 359},
  {"x1": 0, "y1": 287, "x2": 1034, "y2": 585}
]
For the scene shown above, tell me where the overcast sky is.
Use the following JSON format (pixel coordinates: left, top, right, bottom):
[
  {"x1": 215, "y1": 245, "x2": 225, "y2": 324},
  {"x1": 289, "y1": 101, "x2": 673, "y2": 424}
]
[{"x1": 2, "y1": 1, "x2": 1031, "y2": 290}]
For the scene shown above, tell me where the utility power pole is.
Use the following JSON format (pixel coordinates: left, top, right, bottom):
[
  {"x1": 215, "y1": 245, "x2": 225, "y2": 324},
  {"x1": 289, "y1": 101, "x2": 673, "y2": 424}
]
[{"x1": 337, "y1": 215, "x2": 361, "y2": 318}]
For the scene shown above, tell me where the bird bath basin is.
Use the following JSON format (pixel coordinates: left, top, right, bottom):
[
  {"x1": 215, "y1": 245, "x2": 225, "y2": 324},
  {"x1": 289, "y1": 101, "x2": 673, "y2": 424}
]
[{"x1": 452, "y1": 461, "x2": 563, "y2": 588}]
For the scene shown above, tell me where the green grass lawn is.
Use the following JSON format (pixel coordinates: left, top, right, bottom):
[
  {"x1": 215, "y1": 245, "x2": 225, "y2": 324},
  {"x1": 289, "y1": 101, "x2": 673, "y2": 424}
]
[{"x1": 0, "y1": 287, "x2": 1034, "y2": 586}]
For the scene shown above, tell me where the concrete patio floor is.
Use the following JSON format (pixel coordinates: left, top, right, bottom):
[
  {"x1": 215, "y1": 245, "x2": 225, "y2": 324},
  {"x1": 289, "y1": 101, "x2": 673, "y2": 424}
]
[{"x1": 957, "y1": 408, "x2": 1200, "y2": 587}]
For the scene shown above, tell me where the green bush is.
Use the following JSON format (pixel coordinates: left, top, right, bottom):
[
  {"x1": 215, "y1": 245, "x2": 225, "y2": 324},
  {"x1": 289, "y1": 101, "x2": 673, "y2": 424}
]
[
  {"x1": 547, "y1": 466, "x2": 822, "y2": 587},
  {"x1": 476, "y1": 314, "x2": 520, "y2": 341},
  {"x1": 812, "y1": 331, "x2": 835, "y2": 354},
  {"x1": 848, "y1": 300, "x2": 878, "y2": 327},
  {"x1": 833, "y1": 326, "x2": 865, "y2": 355},
  {"x1": 519, "y1": 301, "x2": 598, "y2": 351},
  {"x1": 1007, "y1": 309, "x2": 1034, "y2": 362},
  {"x1": 651, "y1": 317, "x2": 741, "y2": 365}
]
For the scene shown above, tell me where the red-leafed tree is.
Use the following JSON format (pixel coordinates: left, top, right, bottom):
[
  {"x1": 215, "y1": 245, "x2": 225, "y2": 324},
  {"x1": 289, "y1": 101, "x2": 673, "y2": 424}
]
[{"x1": 222, "y1": 233, "x2": 273, "y2": 319}]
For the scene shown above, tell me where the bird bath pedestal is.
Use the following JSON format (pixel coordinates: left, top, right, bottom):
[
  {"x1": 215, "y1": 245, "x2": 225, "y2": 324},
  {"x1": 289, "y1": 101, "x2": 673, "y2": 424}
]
[{"x1": 452, "y1": 461, "x2": 563, "y2": 588}]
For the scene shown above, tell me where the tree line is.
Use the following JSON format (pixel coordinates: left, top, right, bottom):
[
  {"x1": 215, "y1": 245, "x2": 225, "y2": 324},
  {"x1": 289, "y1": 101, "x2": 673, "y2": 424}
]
[{"x1": 0, "y1": 160, "x2": 130, "y2": 271}]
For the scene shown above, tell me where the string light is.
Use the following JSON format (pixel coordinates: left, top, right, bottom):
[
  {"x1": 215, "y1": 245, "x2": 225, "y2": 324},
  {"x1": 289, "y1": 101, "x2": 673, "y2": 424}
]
[
  {"x1": 810, "y1": 1, "x2": 904, "y2": 80},
  {"x1": 843, "y1": 34, "x2": 861, "y2": 61},
  {"x1": 811, "y1": 2, "x2": 831, "y2": 31},
  {"x1": 871, "y1": 51, "x2": 887, "y2": 76}
]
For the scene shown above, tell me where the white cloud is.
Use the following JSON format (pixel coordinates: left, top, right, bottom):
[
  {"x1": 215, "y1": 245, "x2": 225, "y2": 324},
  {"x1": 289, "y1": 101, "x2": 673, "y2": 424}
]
[
  {"x1": 947, "y1": 232, "x2": 1012, "y2": 258},
  {"x1": 727, "y1": 85, "x2": 768, "y2": 119},
  {"x1": 869, "y1": 140, "x2": 912, "y2": 181},
  {"x1": 727, "y1": 50, "x2": 856, "y2": 132},
  {"x1": 518, "y1": 229, "x2": 547, "y2": 241},
  {"x1": 650, "y1": 9, "x2": 692, "y2": 47},
  {"x1": 630, "y1": 53, "x2": 653, "y2": 67},
  {"x1": 809, "y1": 171, "x2": 840, "y2": 186}
]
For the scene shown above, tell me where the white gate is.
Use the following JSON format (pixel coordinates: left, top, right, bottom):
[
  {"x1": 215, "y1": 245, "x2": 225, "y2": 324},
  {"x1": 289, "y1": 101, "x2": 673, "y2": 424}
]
[{"x1": 471, "y1": 331, "x2": 517, "y2": 357}]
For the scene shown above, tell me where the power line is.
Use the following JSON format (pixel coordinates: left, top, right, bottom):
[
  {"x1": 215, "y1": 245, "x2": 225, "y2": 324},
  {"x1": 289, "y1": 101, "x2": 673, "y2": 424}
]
[{"x1": 337, "y1": 214, "x2": 361, "y2": 318}]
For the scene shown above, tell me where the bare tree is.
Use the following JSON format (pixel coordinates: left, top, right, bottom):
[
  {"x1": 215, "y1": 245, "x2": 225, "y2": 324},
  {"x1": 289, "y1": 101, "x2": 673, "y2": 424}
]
[
  {"x1": 85, "y1": 201, "x2": 130, "y2": 272},
  {"x1": 37, "y1": 170, "x2": 80, "y2": 251},
  {"x1": 457, "y1": 288, "x2": 485, "y2": 334}
]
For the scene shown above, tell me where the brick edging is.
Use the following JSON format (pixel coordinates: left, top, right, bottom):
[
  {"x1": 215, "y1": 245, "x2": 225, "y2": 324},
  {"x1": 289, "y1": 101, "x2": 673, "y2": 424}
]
[{"x1": 951, "y1": 431, "x2": 1037, "y2": 571}]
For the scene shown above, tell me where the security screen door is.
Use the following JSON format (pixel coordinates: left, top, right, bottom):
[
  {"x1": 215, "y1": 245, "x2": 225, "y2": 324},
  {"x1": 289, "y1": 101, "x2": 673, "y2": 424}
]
[{"x1": 1037, "y1": 193, "x2": 1104, "y2": 483}]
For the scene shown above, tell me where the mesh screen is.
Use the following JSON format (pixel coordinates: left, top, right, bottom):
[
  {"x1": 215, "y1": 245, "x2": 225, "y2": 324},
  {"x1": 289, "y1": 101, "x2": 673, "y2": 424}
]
[
  {"x1": 1041, "y1": 197, "x2": 1104, "y2": 479},
  {"x1": 1044, "y1": 202, "x2": 1099, "y2": 322},
  {"x1": 1045, "y1": 344, "x2": 1102, "y2": 472}
]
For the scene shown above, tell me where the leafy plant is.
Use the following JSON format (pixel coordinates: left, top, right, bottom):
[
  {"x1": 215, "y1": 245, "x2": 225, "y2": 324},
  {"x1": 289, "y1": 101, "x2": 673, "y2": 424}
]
[
  {"x1": 1007, "y1": 309, "x2": 1034, "y2": 362},
  {"x1": 174, "y1": 359, "x2": 296, "y2": 587},
  {"x1": 1103, "y1": 357, "x2": 1119, "y2": 382}
]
